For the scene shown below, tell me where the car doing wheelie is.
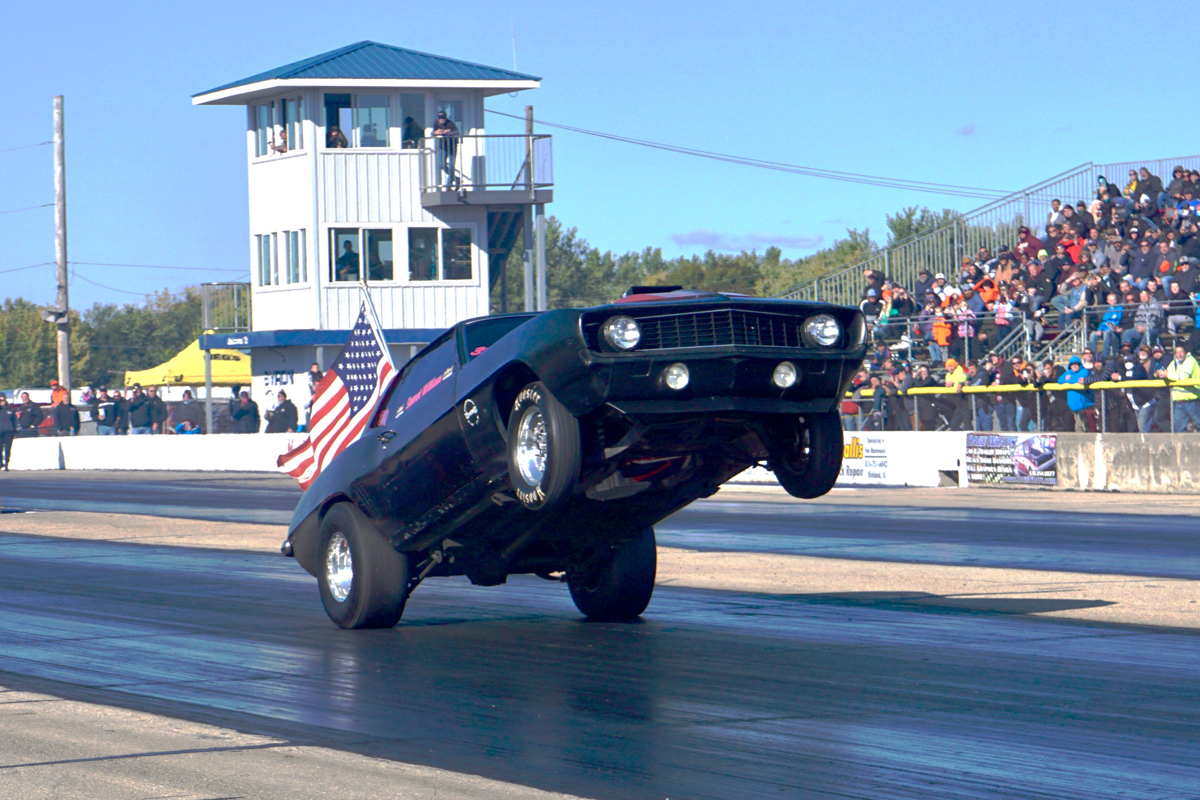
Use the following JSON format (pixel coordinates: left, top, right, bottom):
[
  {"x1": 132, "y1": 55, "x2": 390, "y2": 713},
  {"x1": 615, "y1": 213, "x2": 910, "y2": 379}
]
[{"x1": 283, "y1": 287, "x2": 867, "y2": 628}]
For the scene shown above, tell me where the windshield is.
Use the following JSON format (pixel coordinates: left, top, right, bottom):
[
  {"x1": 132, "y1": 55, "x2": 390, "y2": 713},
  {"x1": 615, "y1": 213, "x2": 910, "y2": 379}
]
[{"x1": 462, "y1": 315, "x2": 536, "y2": 360}]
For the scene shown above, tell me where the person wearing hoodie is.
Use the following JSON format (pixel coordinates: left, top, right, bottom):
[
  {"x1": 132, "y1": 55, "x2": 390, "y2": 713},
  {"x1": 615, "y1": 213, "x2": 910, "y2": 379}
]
[
  {"x1": 171, "y1": 390, "x2": 205, "y2": 434},
  {"x1": 0, "y1": 393, "x2": 15, "y2": 470},
  {"x1": 1159, "y1": 345, "x2": 1200, "y2": 432},
  {"x1": 1059, "y1": 356, "x2": 1097, "y2": 432}
]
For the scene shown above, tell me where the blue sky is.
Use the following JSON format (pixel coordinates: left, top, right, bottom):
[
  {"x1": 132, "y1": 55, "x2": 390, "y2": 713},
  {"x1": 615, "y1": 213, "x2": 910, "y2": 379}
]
[{"x1": 2, "y1": 0, "x2": 1196, "y2": 310}]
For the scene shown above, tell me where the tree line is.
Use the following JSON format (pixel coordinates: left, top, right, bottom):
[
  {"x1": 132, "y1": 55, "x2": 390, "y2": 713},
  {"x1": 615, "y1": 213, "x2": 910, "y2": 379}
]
[
  {"x1": 0, "y1": 205, "x2": 953, "y2": 388},
  {"x1": 0, "y1": 288, "x2": 201, "y2": 390}
]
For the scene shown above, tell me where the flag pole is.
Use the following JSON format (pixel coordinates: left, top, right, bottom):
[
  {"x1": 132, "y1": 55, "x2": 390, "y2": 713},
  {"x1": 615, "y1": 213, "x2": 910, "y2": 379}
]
[{"x1": 359, "y1": 280, "x2": 393, "y2": 369}]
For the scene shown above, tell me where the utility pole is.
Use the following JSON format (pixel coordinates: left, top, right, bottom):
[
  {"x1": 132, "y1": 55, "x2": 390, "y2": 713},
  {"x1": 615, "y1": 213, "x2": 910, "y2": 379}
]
[
  {"x1": 523, "y1": 105, "x2": 535, "y2": 312},
  {"x1": 53, "y1": 96, "x2": 71, "y2": 394}
]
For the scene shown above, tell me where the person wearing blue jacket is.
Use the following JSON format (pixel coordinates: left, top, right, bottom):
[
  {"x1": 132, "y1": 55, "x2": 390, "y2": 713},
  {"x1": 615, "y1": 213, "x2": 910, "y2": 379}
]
[
  {"x1": 1089, "y1": 293, "x2": 1124, "y2": 357},
  {"x1": 1059, "y1": 356, "x2": 1097, "y2": 431}
]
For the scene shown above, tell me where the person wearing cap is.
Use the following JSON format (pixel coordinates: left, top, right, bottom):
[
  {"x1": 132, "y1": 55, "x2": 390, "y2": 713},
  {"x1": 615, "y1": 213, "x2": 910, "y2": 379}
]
[
  {"x1": 433, "y1": 110, "x2": 461, "y2": 188},
  {"x1": 49, "y1": 379, "x2": 67, "y2": 407},
  {"x1": 1158, "y1": 345, "x2": 1200, "y2": 432},
  {"x1": 859, "y1": 288, "x2": 884, "y2": 338},
  {"x1": 229, "y1": 389, "x2": 262, "y2": 434},
  {"x1": 126, "y1": 385, "x2": 153, "y2": 435}
]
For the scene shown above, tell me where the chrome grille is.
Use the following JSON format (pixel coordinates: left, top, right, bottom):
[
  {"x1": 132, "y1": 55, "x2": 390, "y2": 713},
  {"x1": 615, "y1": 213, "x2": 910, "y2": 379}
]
[{"x1": 588, "y1": 309, "x2": 806, "y2": 351}]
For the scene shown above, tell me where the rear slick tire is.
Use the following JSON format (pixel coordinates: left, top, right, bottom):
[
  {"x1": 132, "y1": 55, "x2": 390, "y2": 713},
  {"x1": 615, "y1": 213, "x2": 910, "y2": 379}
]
[
  {"x1": 769, "y1": 411, "x2": 843, "y2": 499},
  {"x1": 568, "y1": 527, "x2": 657, "y2": 621},
  {"x1": 317, "y1": 502, "x2": 409, "y2": 629}
]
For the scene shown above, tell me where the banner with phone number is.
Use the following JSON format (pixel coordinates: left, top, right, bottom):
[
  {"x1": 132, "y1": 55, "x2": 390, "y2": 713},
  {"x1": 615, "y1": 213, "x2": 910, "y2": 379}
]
[{"x1": 966, "y1": 433, "x2": 1057, "y2": 486}]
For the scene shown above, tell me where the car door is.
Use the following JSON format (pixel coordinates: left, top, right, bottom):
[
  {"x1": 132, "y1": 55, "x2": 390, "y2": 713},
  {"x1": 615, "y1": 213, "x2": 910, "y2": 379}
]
[{"x1": 351, "y1": 333, "x2": 480, "y2": 524}]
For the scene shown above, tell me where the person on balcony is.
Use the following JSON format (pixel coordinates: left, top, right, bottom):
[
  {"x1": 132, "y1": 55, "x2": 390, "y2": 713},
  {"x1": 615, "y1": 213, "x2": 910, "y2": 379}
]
[
  {"x1": 270, "y1": 129, "x2": 288, "y2": 154},
  {"x1": 433, "y1": 111, "x2": 460, "y2": 188}
]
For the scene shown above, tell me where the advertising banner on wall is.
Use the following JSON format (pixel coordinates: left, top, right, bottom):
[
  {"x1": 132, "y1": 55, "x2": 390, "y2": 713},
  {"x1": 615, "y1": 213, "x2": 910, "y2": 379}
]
[
  {"x1": 965, "y1": 433, "x2": 1057, "y2": 486},
  {"x1": 837, "y1": 434, "x2": 892, "y2": 484}
]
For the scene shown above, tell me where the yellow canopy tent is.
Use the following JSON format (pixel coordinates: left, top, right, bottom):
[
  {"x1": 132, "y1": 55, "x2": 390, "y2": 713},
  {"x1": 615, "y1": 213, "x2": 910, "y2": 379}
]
[{"x1": 124, "y1": 339, "x2": 251, "y2": 387}]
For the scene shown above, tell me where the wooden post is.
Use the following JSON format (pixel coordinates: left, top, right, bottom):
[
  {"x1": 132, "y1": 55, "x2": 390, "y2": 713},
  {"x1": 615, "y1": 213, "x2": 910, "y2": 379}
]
[{"x1": 54, "y1": 96, "x2": 71, "y2": 395}]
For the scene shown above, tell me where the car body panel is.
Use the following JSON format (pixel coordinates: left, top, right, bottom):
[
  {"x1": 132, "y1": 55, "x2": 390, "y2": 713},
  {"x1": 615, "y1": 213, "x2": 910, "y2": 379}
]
[{"x1": 287, "y1": 294, "x2": 866, "y2": 581}]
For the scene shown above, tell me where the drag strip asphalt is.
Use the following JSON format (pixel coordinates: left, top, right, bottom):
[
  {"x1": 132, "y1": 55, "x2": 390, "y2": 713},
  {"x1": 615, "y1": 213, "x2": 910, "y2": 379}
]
[
  {"x1": 1, "y1": 471, "x2": 1197, "y2": 578},
  {"x1": 0, "y1": 531, "x2": 1198, "y2": 799}
]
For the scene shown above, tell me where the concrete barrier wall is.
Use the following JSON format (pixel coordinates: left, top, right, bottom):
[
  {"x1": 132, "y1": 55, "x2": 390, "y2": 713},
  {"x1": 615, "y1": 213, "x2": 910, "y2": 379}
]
[
  {"x1": 5, "y1": 433, "x2": 304, "y2": 473},
  {"x1": 1054, "y1": 433, "x2": 1200, "y2": 493},
  {"x1": 9, "y1": 429, "x2": 1200, "y2": 494}
]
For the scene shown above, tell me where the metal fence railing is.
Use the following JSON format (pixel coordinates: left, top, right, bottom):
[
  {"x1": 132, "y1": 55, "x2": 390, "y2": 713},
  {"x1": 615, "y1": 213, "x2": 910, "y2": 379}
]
[
  {"x1": 782, "y1": 156, "x2": 1200, "y2": 308},
  {"x1": 842, "y1": 379, "x2": 1196, "y2": 435},
  {"x1": 419, "y1": 134, "x2": 553, "y2": 194},
  {"x1": 202, "y1": 282, "x2": 251, "y2": 334}
]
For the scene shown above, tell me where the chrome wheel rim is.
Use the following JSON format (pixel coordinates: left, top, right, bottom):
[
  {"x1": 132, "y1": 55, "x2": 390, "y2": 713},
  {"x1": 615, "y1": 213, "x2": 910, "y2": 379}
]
[
  {"x1": 515, "y1": 407, "x2": 548, "y2": 486},
  {"x1": 325, "y1": 532, "x2": 353, "y2": 602}
]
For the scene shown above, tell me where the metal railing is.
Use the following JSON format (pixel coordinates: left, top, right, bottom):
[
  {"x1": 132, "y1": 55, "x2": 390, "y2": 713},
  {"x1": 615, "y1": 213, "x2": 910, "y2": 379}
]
[
  {"x1": 782, "y1": 155, "x2": 1200, "y2": 307},
  {"x1": 202, "y1": 282, "x2": 251, "y2": 333},
  {"x1": 418, "y1": 134, "x2": 553, "y2": 194},
  {"x1": 842, "y1": 379, "x2": 1194, "y2": 435}
]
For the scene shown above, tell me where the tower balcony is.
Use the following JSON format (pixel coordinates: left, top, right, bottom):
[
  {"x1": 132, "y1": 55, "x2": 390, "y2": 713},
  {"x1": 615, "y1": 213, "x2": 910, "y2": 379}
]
[{"x1": 418, "y1": 134, "x2": 553, "y2": 207}]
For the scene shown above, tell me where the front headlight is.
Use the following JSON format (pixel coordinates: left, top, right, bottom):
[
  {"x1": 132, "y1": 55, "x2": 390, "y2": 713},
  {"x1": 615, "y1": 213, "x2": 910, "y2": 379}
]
[
  {"x1": 802, "y1": 314, "x2": 841, "y2": 348},
  {"x1": 601, "y1": 316, "x2": 641, "y2": 350}
]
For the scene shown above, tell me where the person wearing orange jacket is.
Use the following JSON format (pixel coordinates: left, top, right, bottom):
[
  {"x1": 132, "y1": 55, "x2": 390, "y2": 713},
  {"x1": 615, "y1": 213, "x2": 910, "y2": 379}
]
[
  {"x1": 930, "y1": 310, "x2": 953, "y2": 363},
  {"x1": 49, "y1": 379, "x2": 68, "y2": 406}
]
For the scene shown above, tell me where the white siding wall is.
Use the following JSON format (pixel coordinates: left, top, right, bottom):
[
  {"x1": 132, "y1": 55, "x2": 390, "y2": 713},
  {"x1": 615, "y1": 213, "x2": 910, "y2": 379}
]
[
  {"x1": 248, "y1": 152, "x2": 318, "y2": 332},
  {"x1": 323, "y1": 283, "x2": 487, "y2": 329}
]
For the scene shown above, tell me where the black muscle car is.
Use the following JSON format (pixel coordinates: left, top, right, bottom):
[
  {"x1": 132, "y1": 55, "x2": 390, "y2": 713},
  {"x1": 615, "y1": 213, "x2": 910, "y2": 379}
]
[{"x1": 284, "y1": 288, "x2": 867, "y2": 628}]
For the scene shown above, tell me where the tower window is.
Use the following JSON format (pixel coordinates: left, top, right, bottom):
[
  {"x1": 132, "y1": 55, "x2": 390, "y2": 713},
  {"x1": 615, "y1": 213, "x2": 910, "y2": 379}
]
[{"x1": 324, "y1": 93, "x2": 390, "y2": 148}]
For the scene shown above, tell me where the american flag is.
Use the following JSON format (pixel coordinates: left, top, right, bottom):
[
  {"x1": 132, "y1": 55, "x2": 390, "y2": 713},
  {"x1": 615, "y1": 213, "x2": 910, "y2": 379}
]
[{"x1": 278, "y1": 304, "x2": 394, "y2": 490}]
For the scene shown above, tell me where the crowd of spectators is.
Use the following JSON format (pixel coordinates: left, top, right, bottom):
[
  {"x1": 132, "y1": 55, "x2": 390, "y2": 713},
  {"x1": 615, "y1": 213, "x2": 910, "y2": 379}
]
[{"x1": 850, "y1": 166, "x2": 1200, "y2": 434}]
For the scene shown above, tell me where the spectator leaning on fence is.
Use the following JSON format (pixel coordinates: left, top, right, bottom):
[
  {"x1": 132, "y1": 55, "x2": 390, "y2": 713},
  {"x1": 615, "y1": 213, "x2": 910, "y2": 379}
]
[
  {"x1": 1059, "y1": 356, "x2": 1097, "y2": 432},
  {"x1": 1160, "y1": 345, "x2": 1200, "y2": 432}
]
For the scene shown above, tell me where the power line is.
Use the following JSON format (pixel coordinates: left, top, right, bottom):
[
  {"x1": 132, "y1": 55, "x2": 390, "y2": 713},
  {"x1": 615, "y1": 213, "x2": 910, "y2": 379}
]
[
  {"x1": 71, "y1": 261, "x2": 246, "y2": 273},
  {"x1": 0, "y1": 203, "x2": 53, "y2": 216},
  {"x1": 70, "y1": 269, "x2": 148, "y2": 297},
  {"x1": 0, "y1": 262, "x2": 53, "y2": 275},
  {"x1": 485, "y1": 109, "x2": 1013, "y2": 200},
  {"x1": 0, "y1": 141, "x2": 50, "y2": 155}
]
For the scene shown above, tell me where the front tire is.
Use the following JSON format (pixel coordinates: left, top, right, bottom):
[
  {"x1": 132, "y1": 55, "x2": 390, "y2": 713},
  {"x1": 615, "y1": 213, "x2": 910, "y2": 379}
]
[
  {"x1": 317, "y1": 503, "x2": 410, "y2": 629},
  {"x1": 768, "y1": 411, "x2": 843, "y2": 499},
  {"x1": 507, "y1": 382, "x2": 581, "y2": 510},
  {"x1": 568, "y1": 527, "x2": 657, "y2": 620}
]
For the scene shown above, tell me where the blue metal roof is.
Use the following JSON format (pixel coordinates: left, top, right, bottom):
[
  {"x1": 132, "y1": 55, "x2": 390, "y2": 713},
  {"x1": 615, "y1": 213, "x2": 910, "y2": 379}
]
[{"x1": 196, "y1": 41, "x2": 540, "y2": 97}]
